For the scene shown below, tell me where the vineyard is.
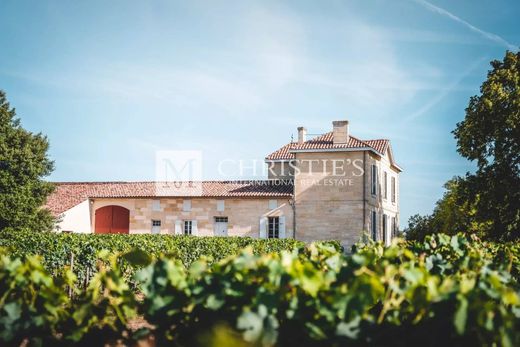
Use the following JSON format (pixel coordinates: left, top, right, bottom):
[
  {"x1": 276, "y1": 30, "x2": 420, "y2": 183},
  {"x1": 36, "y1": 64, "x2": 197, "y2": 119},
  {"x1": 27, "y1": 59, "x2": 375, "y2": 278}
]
[
  {"x1": 0, "y1": 232, "x2": 519, "y2": 346},
  {"x1": 0, "y1": 230, "x2": 307, "y2": 288}
]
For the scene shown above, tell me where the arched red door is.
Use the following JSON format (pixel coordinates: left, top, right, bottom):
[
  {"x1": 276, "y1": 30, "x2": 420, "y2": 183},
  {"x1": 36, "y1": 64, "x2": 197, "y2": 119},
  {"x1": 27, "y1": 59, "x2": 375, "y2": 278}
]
[{"x1": 95, "y1": 205, "x2": 129, "y2": 234}]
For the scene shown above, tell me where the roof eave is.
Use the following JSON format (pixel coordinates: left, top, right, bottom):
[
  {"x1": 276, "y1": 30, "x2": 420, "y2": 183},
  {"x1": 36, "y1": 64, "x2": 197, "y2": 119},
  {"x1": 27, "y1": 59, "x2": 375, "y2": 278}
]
[
  {"x1": 88, "y1": 194, "x2": 293, "y2": 199},
  {"x1": 290, "y1": 147, "x2": 384, "y2": 156},
  {"x1": 264, "y1": 158, "x2": 294, "y2": 163},
  {"x1": 391, "y1": 164, "x2": 404, "y2": 172}
]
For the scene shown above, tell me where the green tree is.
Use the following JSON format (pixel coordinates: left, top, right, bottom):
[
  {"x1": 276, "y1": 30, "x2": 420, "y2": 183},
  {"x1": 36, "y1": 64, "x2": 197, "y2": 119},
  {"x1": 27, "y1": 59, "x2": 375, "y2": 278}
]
[
  {"x1": 404, "y1": 213, "x2": 433, "y2": 242},
  {"x1": 405, "y1": 177, "x2": 490, "y2": 241},
  {"x1": 429, "y1": 178, "x2": 488, "y2": 237},
  {"x1": 0, "y1": 90, "x2": 55, "y2": 231},
  {"x1": 453, "y1": 51, "x2": 520, "y2": 240}
]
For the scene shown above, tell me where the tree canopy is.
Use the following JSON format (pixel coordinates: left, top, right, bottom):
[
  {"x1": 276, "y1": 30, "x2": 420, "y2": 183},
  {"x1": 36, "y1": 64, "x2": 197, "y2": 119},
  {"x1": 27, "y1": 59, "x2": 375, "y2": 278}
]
[
  {"x1": 405, "y1": 177, "x2": 490, "y2": 241},
  {"x1": 453, "y1": 51, "x2": 520, "y2": 240},
  {"x1": 407, "y1": 51, "x2": 519, "y2": 241},
  {"x1": 0, "y1": 90, "x2": 55, "y2": 231}
]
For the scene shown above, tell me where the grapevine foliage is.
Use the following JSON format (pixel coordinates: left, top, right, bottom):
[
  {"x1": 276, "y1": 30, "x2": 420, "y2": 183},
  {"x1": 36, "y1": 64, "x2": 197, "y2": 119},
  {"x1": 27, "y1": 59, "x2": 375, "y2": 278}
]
[{"x1": 0, "y1": 232, "x2": 518, "y2": 346}]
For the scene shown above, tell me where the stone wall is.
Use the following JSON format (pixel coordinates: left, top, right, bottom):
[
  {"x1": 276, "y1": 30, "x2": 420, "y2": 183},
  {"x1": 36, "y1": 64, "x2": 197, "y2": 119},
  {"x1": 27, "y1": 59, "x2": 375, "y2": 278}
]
[
  {"x1": 365, "y1": 149, "x2": 400, "y2": 244},
  {"x1": 90, "y1": 197, "x2": 294, "y2": 237},
  {"x1": 293, "y1": 151, "x2": 366, "y2": 247},
  {"x1": 267, "y1": 161, "x2": 295, "y2": 180},
  {"x1": 293, "y1": 149, "x2": 400, "y2": 248}
]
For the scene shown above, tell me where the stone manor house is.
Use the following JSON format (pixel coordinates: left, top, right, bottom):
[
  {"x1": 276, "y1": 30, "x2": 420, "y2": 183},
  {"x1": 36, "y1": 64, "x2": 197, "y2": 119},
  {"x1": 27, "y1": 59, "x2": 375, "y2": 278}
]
[{"x1": 46, "y1": 120, "x2": 401, "y2": 247}]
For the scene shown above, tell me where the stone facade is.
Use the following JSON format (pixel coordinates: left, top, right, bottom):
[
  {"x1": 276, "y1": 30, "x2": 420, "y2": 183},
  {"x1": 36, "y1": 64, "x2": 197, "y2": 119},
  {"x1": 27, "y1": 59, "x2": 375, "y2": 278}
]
[
  {"x1": 267, "y1": 161, "x2": 295, "y2": 180},
  {"x1": 91, "y1": 197, "x2": 293, "y2": 237},
  {"x1": 293, "y1": 151, "x2": 366, "y2": 246},
  {"x1": 364, "y1": 150, "x2": 400, "y2": 244}
]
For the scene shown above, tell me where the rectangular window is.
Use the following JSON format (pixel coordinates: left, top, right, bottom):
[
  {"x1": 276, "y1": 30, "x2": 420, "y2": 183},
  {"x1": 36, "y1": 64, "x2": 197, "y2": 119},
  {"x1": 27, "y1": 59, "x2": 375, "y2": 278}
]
[
  {"x1": 383, "y1": 172, "x2": 388, "y2": 200},
  {"x1": 371, "y1": 211, "x2": 377, "y2": 240},
  {"x1": 216, "y1": 200, "x2": 225, "y2": 212},
  {"x1": 391, "y1": 217, "x2": 396, "y2": 238},
  {"x1": 183, "y1": 199, "x2": 192, "y2": 212},
  {"x1": 382, "y1": 214, "x2": 387, "y2": 244},
  {"x1": 183, "y1": 220, "x2": 192, "y2": 235},
  {"x1": 391, "y1": 177, "x2": 396, "y2": 203},
  {"x1": 214, "y1": 216, "x2": 228, "y2": 223},
  {"x1": 151, "y1": 220, "x2": 161, "y2": 234},
  {"x1": 371, "y1": 165, "x2": 377, "y2": 196},
  {"x1": 268, "y1": 217, "x2": 280, "y2": 239},
  {"x1": 152, "y1": 199, "x2": 161, "y2": 211}
]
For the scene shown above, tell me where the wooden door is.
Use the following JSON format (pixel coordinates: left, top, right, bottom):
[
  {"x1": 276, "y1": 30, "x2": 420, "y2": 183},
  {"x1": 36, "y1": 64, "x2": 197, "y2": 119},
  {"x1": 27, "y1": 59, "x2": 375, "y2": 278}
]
[
  {"x1": 111, "y1": 206, "x2": 129, "y2": 234},
  {"x1": 95, "y1": 205, "x2": 129, "y2": 234},
  {"x1": 95, "y1": 206, "x2": 112, "y2": 234}
]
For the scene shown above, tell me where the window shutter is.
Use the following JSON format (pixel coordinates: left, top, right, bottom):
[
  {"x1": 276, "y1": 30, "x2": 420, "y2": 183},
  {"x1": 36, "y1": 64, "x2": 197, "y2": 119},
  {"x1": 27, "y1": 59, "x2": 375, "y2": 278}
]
[
  {"x1": 174, "y1": 220, "x2": 182, "y2": 235},
  {"x1": 259, "y1": 217, "x2": 267, "y2": 239},
  {"x1": 279, "y1": 216, "x2": 286, "y2": 239},
  {"x1": 192, "y1": 220, "x2": 198, "y2": 236}
]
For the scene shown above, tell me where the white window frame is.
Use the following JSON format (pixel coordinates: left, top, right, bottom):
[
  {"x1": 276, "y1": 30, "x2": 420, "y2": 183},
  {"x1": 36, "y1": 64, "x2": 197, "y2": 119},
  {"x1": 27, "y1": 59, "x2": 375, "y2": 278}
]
[
  {"x1": 214, "y1": 216, "x2": 228, "y2": 223},
  {"x1": 371, "y1": 211, "x2": 377, "y2": 240},
  {"x1": 151, "y1": 220, "x2": 161, "y2": 234},
  {"x1": 268, "y1": 216, "x2": 280, "y2": 239},
  {"x1": 183, "y1": 220, "x2": 193, "y2": 235}
]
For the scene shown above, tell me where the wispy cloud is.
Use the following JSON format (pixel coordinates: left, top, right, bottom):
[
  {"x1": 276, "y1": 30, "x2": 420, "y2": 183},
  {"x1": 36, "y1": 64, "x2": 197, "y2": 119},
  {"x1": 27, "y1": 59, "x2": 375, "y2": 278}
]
[
  {"x1": 414, "y1": 0, "x2": 517, "y2": 51},
  {"x1": 405, "y1": 56, "x2": 487, "y2": 121}
]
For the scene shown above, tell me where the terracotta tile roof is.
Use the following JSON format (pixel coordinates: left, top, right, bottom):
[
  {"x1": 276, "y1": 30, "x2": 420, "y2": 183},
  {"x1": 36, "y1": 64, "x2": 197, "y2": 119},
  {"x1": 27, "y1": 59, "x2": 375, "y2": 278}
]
[
  {"x1": 46, "y1": 181, "x2": 294, "y2": 215},
  {"x1": 265, "y1": 132, "x2": 390, "y2": 160},
  {"x1": 364, "y1": 139, "x2": 390, "y2": 154},
  {"x1": 265, "y1": 142, "x2": 298, "y2": 160},
  {"x1": 45, "y1": 183, "x2": 93, "y2": 216}
]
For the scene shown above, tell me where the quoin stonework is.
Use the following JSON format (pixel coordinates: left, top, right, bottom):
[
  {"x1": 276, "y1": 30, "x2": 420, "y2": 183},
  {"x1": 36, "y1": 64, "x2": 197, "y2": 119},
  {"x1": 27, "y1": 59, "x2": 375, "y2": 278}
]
[{"x1": 46, "y1": 120, "x2": 402, "y2": 247}]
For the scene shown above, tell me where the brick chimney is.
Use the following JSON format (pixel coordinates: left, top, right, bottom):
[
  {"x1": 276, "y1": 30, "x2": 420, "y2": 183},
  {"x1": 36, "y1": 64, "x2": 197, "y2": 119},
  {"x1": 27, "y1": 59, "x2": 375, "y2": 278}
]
[
  {"x1": 332, "y1": 120, "x2": 349, "y2": 144},
  {"x1": 297, "y1": 126, "x2": 307, "y2": 144}
]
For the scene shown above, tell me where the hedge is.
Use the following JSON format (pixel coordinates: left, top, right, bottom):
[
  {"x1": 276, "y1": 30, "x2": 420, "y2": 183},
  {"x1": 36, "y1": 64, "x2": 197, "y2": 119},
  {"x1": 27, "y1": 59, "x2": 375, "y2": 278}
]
[
  {"x1": 0, "y1": 233, "x2": 519, "y2": 346},
  {"x1": 0, "y1": 229, "x2": 313, "y2": 286}
]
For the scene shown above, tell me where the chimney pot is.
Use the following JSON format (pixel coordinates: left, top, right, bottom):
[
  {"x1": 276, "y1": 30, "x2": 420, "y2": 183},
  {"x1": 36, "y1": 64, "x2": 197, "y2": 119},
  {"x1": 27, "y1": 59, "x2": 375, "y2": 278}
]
[
  {"x1": 297, "y1": 126, "x2": 307, "y2": 144},
  {"x1": 332, "y1": 120, "x2": 349, "y2": 144}
]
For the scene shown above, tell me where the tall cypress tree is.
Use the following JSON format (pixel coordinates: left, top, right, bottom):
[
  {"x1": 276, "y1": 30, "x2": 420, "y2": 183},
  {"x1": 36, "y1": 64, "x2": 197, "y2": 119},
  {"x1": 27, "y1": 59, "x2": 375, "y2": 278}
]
[{"x1": 0, "y1": 90, "x2": 55, "y2": 231}]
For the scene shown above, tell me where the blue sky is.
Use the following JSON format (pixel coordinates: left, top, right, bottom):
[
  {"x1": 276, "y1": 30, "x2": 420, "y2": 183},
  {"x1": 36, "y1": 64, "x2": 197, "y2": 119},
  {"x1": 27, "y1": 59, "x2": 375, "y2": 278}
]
[{"x1": 1, "y1": 0, "x2": 519, "y2": 225}]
